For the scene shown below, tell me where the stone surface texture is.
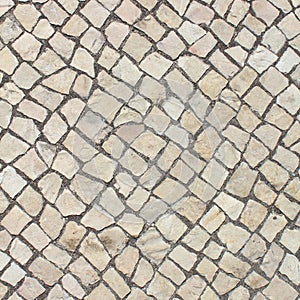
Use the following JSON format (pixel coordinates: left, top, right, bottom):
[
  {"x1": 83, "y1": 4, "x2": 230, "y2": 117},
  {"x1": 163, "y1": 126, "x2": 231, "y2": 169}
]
[{"x1": 0, "y1": 0, "x2": 299, "y2": 299}]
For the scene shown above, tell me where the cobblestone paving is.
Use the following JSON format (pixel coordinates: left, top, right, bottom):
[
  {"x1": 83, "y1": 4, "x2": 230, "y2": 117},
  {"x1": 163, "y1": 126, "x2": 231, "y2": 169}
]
[{"x1": 0, "y1": 0, "x2": 300, "y2": 299}]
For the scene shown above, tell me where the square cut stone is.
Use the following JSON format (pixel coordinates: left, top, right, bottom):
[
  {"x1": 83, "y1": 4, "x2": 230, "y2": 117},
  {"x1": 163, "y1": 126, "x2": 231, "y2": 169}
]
[
  {"x1": 115, "y1": 0, "x2": 141, "y2": 24},
  {"x1": 81, "y1": 0, "x2": 109, "y2": 28},
  {"x1": 260, "y1": 67, "x2": 289, "y2": 96},
  {"x1": 211, "y1": 19, "x2": 235, "y2": 44},
  {"x1": 123, "y1": 32, "x2": 152, "y2": 62},
  {"x1": 12, "y1": 32, "x2": 42, "y2": 61},
  {"x1": 199, "y1": 70, "x2": 227, "y2": 99},
  {"x1": 140, "y1": 52, "x2": 172, "y2": 80},
  {"x1": 157, "y1": 31, "x2": 186, "y2": 59},
  {"x1": 12, "y1": 63, "x2": 41, "y2": 89},
  {"x1": 0, "y1": 47, "x2": 18, "y2": 75},
  {"x1": 226, "y1": 162, "x2": 257, "y2": 197}
]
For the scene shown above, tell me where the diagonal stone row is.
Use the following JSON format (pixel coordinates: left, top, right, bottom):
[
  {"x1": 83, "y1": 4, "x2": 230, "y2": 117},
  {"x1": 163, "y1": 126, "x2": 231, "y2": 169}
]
[{"x1": 0, "y1": 0, "x2": 299, "y2": 299}]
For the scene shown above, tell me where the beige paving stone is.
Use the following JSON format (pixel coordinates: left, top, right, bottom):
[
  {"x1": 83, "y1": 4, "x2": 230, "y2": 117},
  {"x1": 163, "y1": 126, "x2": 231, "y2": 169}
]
[
  {"x1": 147, "y1": 273, "x2": 175, "y2": 300},
  {"x1": 135, "y1": 15, "x2": 166, "y2": 42},
  {"x1": 159, "y1": 259, "x2": 186, "y2": 285},
  {"x1": 13, "y1": 4, "x2": 40, "y2": 31},
  {"x1": 279, "y1": 254, "x2": 300, "y2": 285},
  {"x1": 189, "y1": 32, "x2": 217, "y2": 57},
  {"x1": 279, "y1": 12, "x2": 300, "y2": 39},
  {"x1": 0, "y1": 166, "x2": 27, "y2": 198},
  {"x1": 260, "y1": 67, "x2": 289, "y2": 96},
  {"x1": 18, "y1": 277, "x2": 45, "y2": 300},
  {"x1": 157, "y1": 31, "x2": 185, "y2": 59},
  {"x1": 242, "y1": 233, "x2": 267, "y2": 262},
  {"x1": 245, "y1": 271, "x2": 269, "y2": 289},
  {"x1": 212, "y1": 271, "x2": 239, "y2": 295},
  {"x1": 1, "y1": 263, "x2": 26, "y2": 286},
  {"x1": 12, "y1": 63, "x2": 41, "y2": 89},
  {"x1": 137, "y1": 228, "x2": 170, "y2": 264},
  {"x1": 280, "y1": 228, "x2": 300, "y2": 254},
  {"x1": 98, "y1": 227, "x2": 127, "y2": 257},
  {"x1": 62, "y1": 274, "x2": 85, "y2": 299},
  {"x1": 262, "y1": 276, "x2": 298, "y2": 300},
  {"x1": 49, "y1": 32, "x2": 76, "y2": 60},
  {"x1": 185, "y1": 1, "x2": 214, "y2": 24},
  {"x1": 123, "y1": 32, "x2": 151, "y2": 62},
  {"x1": 218, "y1": 222, "x2": 251, "y2": 253},
  {"x1": 105, "y1": 21, "x2": 129, "y2": 49},
  {"x1": 237, "y1": 105, "x2": 261, "y2": 133},
  {"x1": 85, "y1": 284, "x2": 115, "y2": 300},
  {"x1": 103, "y1": 268, "x2": 130, "y2": 298},
  {"x1": 115, "y1": 0, "x2": 141, "y2": 24},
  {"x1": 69, "y1": 257, "x2": 99, "y2": 286},
  {"x1": 219, "y1": 251, "x2": 251, "y2": 278},
  {"x1": 41, "y1": 0, "x2": 68, "y2": 25},
  {"x1": 13, "y1": 32, "x2": 42, "y2": 61},
  {"x1": 115, "y1": 246, "x2": 139, "y2": 276},
  {"x1": 43, "y1": 68, "x2": 76, "y2": 94},
  {"x1": 9, "y1": 238, "x2": 33, "y2": 264},
  {"x1": 178, "y1": 20, "x2": 204, "y2": 44},
  {"x1": 230, "y1": 66, "x2": 257, "y2": 96},
  {"x1": 132, "y1": 258, "x2": 153, "y2": 287},
  {"x1": 38, "y1": 173, "x2": 62, "y2": 204},
  {"x1": 62, "y1": 15, "x2": 88, "y2": 37},
  {"x1": 266, "y1": 104, "x2": 293, "y2": 130},
  {"x1": 56, "y1": 189, "x2": 86, "y2": 216},
  {"x1": 173, "y1": 196, "x2": 206, "y2": 224},
  {"x1": 52, "y1": 150, "x2": 80, "y2": 179},
  {"x1": 140, "y1": 52, "x2": 172, "y2": 80},
  {"x1": 240, "y1": 199, "x2": 267, "y2": 231},
  {"x1": 254, "y1": 124, "x2": 282, "y2": 150},
  {"x1": 0, "y1": 16, "x2": 22, "y2": 43},
  {"x1": 226, "y1": 162, "x2": 257, "y2": 197},
  {"x1": 178, "y1": 275, "x2": 206, "y2": 300},
  {"x1": 211, "y1": 19, "x2": 235, "y2": 44},
  {"x1": 103, "y1": 184, "x2": 126, "y2": 212},
  {"x1": 225, "y1": 46, "x2": 248, "y2": 66},
  {"x1": 59, "y1": 221, "x2": 86, "y2": 252},
  {"x1": 275, "y1": 194, "x2": 299, "y2": 220},
  {"x1": 10, "y1": 117, "x2": 40, "y2": 144},
  {"x1": 1, "y1": 205, "x2": 30, "y2": 235},
  {"x1": 71, "y1": 47, "x2": 95, "y2": 77},
  {"x1": 80, "y1": 232, "x2": 110, "y2": 271},
  {"x1": 260, "y1": 212, "x2": 287, "y2": 242},
  {"x1": 40, "y1": 205, "x2": 64, "y2": 240},
  {"x1": 260, "y1": 160, "x2": 289, "y2": 190},
  {"x1": 156, "y1": 213, "x2": 187, "y2": 242},
  {"x1": 210, "y1": 49, "x2": 239, "y2": 78},
  {"x1": 0, "y1": 47, "x2": 18, "y2": 75},
  {"x1": 0, "y1": 132, "x2": 29, "y2": 163},
  {"x1": 17, "y1": 186, "x2": 43, "y2": 216},
  {"x1": 14, "y1": 148, "x2": 47, "y2": 180},
  {"x1": 22, "y1": 223, "x2": 50, "y2": 251},
  {"x1": 199, "y1": 70, "x2": 227, "y2": 100},
  {"x1": 244, "y1": 137, "x2": 268, "y2": 167},
  {"x1": 33, "y1": 19, "x2": 55, "y2": 39},
  {"x1": 254, "y1": 180, "x2": 277, "y2": 205},
  {"x1": 194, "y1": 126, "x2": 221, "y2": 160},
  {"x1": 178, "y1": 55, "x2": 209, "y2": 81},
  {"x1": 29, "y1": 257, "x2": 63, "y2": 286},
  {"x1": 227, "y1": 0, "x2": 250, "y2": 25}
]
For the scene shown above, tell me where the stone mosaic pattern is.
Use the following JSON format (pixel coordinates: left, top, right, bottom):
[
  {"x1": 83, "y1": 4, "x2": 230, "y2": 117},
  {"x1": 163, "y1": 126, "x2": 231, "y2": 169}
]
[{"x1": 0, "y1": 0, "x2": 300, "y2": 299}]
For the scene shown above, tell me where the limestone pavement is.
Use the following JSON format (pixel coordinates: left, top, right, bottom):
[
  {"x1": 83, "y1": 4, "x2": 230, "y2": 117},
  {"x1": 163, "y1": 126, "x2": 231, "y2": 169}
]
[{"x1": 0, "y1": 0, "x2": 299, "y2": 299}]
